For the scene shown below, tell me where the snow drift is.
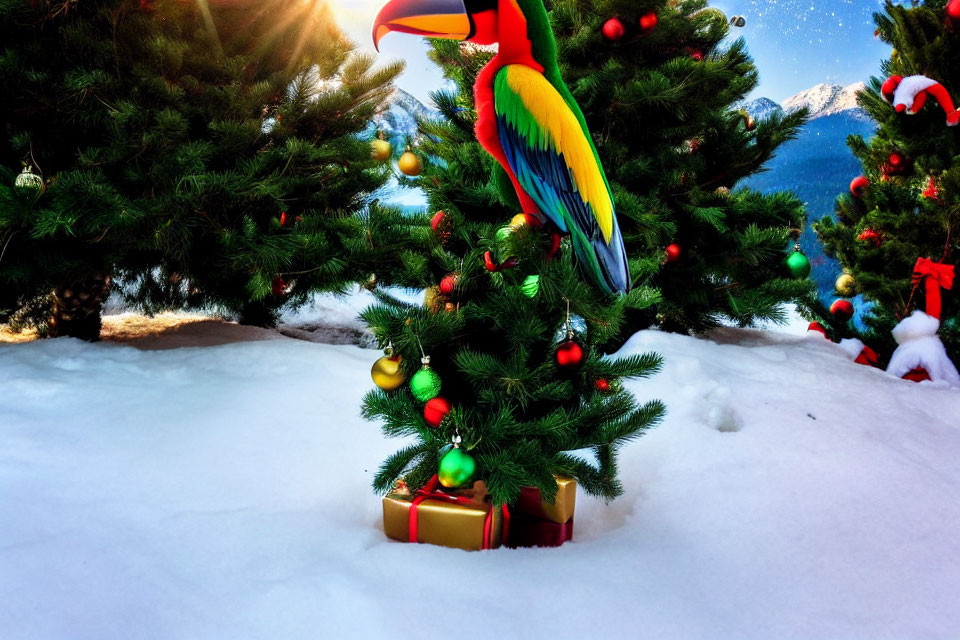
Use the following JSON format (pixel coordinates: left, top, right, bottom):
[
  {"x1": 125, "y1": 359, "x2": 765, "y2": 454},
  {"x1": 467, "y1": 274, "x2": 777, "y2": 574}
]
[{"x1": 2, "y1": 318, "x2": 959, "y2": 639}]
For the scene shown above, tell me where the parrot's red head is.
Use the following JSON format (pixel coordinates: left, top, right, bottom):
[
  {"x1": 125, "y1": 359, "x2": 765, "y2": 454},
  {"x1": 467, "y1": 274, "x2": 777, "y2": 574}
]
[
  {"x1": 373, "y1": 0, "x2": 499, "y2": 51},
  {"x1": 881, "y1": 76, "x2": 903, "y2": 103}
]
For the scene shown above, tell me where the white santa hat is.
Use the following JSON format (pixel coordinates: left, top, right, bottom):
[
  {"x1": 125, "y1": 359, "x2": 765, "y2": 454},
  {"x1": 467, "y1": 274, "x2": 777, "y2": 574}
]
[{"x1": 886, "y1": 311, "x2": 960, "y2": 387}]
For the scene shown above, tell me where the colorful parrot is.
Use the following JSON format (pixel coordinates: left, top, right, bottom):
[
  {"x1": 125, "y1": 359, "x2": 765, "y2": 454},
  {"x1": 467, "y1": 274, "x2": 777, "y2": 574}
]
[{"x1": 373, "y1": 0, "x2": 631, "y2": 294}]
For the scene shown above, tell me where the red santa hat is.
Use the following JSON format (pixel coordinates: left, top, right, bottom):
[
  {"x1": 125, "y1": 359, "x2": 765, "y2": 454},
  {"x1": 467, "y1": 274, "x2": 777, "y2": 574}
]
[{"x1": 881, "y1": 75, "x2": 960, "y2": 126}]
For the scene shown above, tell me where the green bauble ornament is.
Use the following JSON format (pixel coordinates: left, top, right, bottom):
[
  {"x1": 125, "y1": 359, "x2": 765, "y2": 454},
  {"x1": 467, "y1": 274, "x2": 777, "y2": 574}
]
[
  {"x1": 438, "y1": 447, "x2": 475, "y2": 488},
  {"x1": 521, "y1": 274, "x2": 540, "y2": 298},
  {"x1": 785, "y1": 245, "x2": 811, "y2": 279},
  {"x1": 410, "y1": 356, "x2": 442, "y2": 402},
  {"x1": 495, "y1": 225, "x2": 512, "y2": 244},
  {"x1": 15, "y1": 166, "x2": 43, "y2": 195}
]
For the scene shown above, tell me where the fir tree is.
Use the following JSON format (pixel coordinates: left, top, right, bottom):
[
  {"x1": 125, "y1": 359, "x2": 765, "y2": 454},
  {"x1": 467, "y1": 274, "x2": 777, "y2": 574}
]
[
  {"x1": 0, "y1": 0, "x2": 402, "y2": 337},
  {"x1": 361, "y1": 39, "x2": 664, "y2": 505},
  {"x1": 550, "y1": 0, "x2": 812, "y2": 337},
  {"x1": 0, "y1": 0, "x2": 136, "y2": 339},
  {"x1": 814, "y1": 0, "x2": 960, "y2": 365}
]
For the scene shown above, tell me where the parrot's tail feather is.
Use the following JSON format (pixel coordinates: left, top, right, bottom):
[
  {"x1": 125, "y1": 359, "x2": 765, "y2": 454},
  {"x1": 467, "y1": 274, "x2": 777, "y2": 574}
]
[{"x1": 569, "y1": 223, "x2": 632, "y2": 295}]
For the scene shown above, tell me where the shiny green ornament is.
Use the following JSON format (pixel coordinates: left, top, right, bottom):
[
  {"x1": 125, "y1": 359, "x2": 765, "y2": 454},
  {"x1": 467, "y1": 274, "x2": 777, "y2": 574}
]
[
  {"x1": 438, "y1": 447, "x2": 476, "y2": 488},
  {"x1": 15, "y1": 166, "x2": 43, "y2": 195},
  {"x1": 410, "y1": 356, "x2": 442, "y2": 402},
  {"x1": 495, "y1": 225, "x2": 513, "y2": 244},
  {"x1": 785, "y1": 246, "x2": 811, "y2": 279},
  {"x1": 521, "y1": 275, "x2": 540, "y2": 298}
]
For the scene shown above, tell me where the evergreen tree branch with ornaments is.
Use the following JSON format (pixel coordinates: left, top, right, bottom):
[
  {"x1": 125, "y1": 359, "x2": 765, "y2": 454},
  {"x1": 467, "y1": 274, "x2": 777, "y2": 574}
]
[
  {"x1": 550, "y1": 0, "x2": 814, "y2": 341},
  {"x1": 814, "y1": 0, "x2": 960, "y2": 383}
]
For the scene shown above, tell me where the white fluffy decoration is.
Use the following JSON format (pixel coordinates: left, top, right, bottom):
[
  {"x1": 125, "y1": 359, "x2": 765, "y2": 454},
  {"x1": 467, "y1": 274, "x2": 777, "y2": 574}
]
[
  {"x1": 838, "y1": 338, "x2": 866, "y2": 361},
  {"x1": 893, "y1": 75, "x2": 940, "y2": 113},
  {"x1": 887, "y1": 310, "x2": 960, "y2": 387}
]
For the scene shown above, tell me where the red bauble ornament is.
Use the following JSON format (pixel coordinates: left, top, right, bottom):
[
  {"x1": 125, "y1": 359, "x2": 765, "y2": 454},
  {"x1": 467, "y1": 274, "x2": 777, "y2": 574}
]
[
  {"x1": 424, "y1": 396, "x2": 451, "y2": 427},
  {"x1": 272, "y1": 276, "x2": 287, "y2": 296},
  {"x1": 483, "y1": 251, "x2": 517, "y2": 272},
  {"x1": 548, "y1": 232, "x2": 562, "y2": 258},
  {"x1": 888, "y1": 152, "x2": 905, "y2": 171},
  {"x1": 858, "y1": 229, "x2": 882, "y2": 247},
  {"x1": 280, "y1": 211, "x2": 287, "y2": 227},
  {"x1": 556, "y1": 340, "x2": 584, "y2": 368},
  {"x1": 691, "y1": 51, "x2": 704, "y2": 61},
  {"x1": 595, "y1": 378, "x2": 611, "y2": 392},
  {"x1": 639, "y1": 11, "x2": 658, "y2": 34},
  {"x1": 664, "y1": 243, "x2": 682, "y2": 263},
  {"x1": 922, "y1": 176, "x2": 939, "y2": 200},
  {"x1": 849, "y1": 176, "x2": 869, "y2": 198},
  {"x1": 602, "y1": 16, "x2": 626, "y2": 41},
  {"x1": 440, "y1": 273, "x2": 458, "y2": 296},
  {"x1": 830, "y1": 299, "x2": 855, "y2": 322},
  {"x1": 431, "y1": 211, "x2": 452, "y2": 242},
  {"x1": 949, "y1": 0, "x2": 960, "y2": 21}
]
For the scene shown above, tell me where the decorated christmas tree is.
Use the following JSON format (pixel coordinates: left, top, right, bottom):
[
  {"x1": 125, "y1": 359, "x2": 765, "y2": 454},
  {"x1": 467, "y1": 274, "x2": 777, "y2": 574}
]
[
  {"x1": 550, "y1": 0, "x2": 812, "y2": 337},
  {"x1": 815, "y1": 0, "x2": 960, "y2": 378},
  {"x1": 0, "y1": 0, "x2": 402, "y2": 337},
  {"x1": 363, "y1": 0, "x2": 665, "y2": 550}
]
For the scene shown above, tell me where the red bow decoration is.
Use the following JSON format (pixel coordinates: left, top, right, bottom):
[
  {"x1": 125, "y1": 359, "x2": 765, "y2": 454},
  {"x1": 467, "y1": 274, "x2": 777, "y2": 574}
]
[{"x1": 912, "y1": 257, "x2": 956, "y2": 319}]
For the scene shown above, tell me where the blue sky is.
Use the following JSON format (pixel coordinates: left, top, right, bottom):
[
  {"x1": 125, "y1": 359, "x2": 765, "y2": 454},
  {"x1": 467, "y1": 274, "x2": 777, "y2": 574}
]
[{"x1": 336, "y1": 0, "x2": 892, "y2": 105}]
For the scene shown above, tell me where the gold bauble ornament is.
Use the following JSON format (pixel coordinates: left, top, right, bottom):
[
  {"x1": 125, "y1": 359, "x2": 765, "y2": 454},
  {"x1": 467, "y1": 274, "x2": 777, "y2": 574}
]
[
  {"x1": 423, "y1": 286, "x2": 443, "y2": 313},
  {"x1": 398, "y1": 148, "x2": 422, "y2": 176},
  {"x1": 510, "y1": 213, "x2": 529, "y2": 228},
  {"x1": 835, "y1": 273, "x2": 857, "y2": 297},
  {"x1": 371, "y1": 138, "x2": 392, "y2": 162},
  {"x1": 371, "y1": 347, "x2": 405, "y2": 391}
]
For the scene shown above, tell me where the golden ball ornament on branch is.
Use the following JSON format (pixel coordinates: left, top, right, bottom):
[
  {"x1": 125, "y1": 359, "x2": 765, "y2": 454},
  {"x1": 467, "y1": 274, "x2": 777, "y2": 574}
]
[
  {"x1": 835, "y1": 273, "x2": 857, "y2": 297},
  {"x1": 371, "y1": 137, "x2": 392, "y2": 162},
  {"x1": 371, "y1": 345, "x2": 405, "y2": 391},
  {"x1": 423, "y1": 286, "x2": 444, "y2": 313},
  {"x1": 398, "y1": 147, "x2": 422, "y2": 176}
]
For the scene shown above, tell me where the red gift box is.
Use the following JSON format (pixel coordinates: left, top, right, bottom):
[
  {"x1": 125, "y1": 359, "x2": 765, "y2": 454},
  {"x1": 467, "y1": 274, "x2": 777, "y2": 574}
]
[
  {"x1": 514, "y1": 477, "x2": 576, "y2": 524},
  {"x1": 507, "y1": 513, "x2": 573, "y2": 548}
]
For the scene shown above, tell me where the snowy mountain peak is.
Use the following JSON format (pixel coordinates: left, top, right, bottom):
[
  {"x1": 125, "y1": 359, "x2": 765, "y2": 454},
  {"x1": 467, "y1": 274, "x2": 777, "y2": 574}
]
[
  {"x1": 370, "y1": 88, "x2": 438, "y2": 147},
  {"x1": 740, "y1": 97, "x2": 783, "y2": 121},
  {"x1": 782, "y1": 82, "x2": 866, "y2": 119}
]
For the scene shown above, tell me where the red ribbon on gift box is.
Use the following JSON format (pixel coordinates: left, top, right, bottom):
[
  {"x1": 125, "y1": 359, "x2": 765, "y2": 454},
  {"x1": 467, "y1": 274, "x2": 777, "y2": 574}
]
[{"x1": 408, "y1": 475, "x2": 510, "y2": 549}]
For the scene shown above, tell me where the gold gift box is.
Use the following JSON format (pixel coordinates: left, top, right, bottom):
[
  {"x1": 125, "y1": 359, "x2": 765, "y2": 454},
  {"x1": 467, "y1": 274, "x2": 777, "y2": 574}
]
[
  {"x1": 514, "y1": 476, "x2": 577, "y2": 524},
  {"x1": 382, "y1": 481, "x2": 504, "y2": 551}
]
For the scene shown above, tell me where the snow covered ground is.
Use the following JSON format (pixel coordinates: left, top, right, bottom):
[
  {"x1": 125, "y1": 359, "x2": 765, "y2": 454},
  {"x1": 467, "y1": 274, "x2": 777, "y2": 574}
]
[{"x1": 2, "y1": 307, "x2": 960, "y2": 639}]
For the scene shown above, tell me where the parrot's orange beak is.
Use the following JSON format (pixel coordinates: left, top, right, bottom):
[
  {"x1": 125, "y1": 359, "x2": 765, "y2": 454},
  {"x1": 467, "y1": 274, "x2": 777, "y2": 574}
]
[{"x1": 373, "y1": 0, "x2": 474, "y2": 51}]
